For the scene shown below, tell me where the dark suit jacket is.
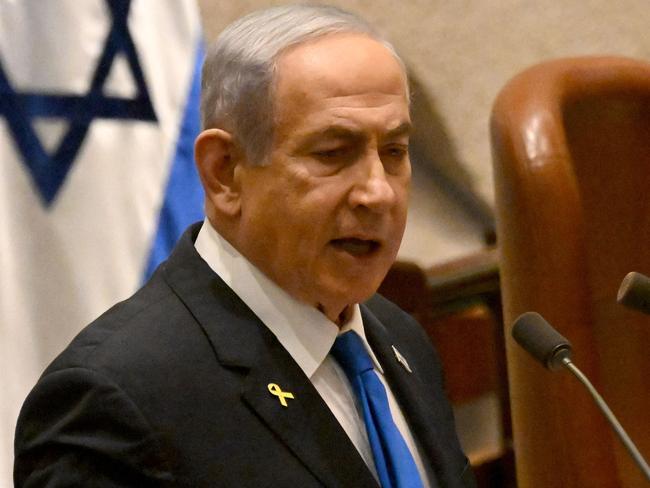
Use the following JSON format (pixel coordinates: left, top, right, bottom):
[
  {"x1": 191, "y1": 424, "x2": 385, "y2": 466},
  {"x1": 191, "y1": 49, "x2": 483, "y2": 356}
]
[{"x1": 15, "y1": 224, "x2": 475, "y2": 487}]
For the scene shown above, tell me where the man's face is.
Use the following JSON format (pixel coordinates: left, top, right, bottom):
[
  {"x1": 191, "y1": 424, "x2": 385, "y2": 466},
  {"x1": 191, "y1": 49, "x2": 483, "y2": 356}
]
[{"x1": 234, "y1": 33, "x2": 411, "y2": 322}]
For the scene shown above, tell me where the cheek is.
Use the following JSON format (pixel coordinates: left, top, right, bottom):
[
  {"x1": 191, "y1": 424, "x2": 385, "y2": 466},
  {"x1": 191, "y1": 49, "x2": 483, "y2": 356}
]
[
  {"x1": 396, "y1": 194, "x2": 410, "y2": 227},
  {"x1": 291, "y1": 177, "x2": 349, "y2": 222},
  {"x1": 393, "y1": 179, "x2": 410, "y2": 221}
]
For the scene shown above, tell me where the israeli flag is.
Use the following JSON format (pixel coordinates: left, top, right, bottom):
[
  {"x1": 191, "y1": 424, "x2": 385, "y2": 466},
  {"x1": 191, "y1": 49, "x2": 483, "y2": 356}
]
[{"x1": 0, "y1": 1, "x2": 204, "y2": 482}]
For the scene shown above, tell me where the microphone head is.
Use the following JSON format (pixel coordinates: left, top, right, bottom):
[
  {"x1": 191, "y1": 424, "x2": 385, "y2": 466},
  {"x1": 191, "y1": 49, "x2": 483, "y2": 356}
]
[
  {"x1": 512, "y1": 312, "x2": 573, "y2": 370},
  {"x1": 617, "y1": 271, "x2": 650, "y2": 316}
]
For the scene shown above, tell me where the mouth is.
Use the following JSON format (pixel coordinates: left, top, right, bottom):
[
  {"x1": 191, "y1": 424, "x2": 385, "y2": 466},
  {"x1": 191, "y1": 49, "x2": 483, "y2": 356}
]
[{"x1": 330, "y1": 238, "x2": 381, "y2": 257}]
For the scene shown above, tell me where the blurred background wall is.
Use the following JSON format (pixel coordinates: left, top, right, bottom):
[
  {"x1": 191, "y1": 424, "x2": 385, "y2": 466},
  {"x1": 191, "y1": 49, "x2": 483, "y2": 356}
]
[{"x1": 198, "y1": 0, "x2": 650, "y2": 268}]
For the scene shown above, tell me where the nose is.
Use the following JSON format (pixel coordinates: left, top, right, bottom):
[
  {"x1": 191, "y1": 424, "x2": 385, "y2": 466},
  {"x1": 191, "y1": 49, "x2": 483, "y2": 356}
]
[{"x1": 348, "y1": 152, "x2": 396, "y2": 212}]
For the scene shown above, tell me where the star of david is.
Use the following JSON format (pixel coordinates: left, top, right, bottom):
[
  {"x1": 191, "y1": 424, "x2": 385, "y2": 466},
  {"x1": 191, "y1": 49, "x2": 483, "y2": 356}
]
[{"x1": 0, "y1": 0, "x2": 157, "y2": 206}]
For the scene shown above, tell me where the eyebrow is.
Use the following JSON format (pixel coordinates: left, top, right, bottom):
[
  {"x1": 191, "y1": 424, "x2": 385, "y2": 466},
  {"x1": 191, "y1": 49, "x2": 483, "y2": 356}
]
[
  {"x1": 301, "y1": 120, "x2": 413, "y2": 146},
  {"x1": 313, "y1": 125, "x2": 362, "y2": 141},
  {"x1": 385, "y1": 121, "x2": 413, "y2": 139}
]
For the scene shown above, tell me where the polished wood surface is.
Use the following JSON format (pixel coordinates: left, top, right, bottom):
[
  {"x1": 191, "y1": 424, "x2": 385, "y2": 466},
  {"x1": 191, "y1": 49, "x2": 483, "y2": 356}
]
[{"x1": 491, "y1": 56, "x2": 650, "y2": 487}]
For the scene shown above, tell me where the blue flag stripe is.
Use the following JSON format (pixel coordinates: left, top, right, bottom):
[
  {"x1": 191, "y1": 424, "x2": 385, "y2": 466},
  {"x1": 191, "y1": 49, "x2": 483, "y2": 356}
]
[{"x1": 143, "y1": 41, "x2": 205, "y2": 279}]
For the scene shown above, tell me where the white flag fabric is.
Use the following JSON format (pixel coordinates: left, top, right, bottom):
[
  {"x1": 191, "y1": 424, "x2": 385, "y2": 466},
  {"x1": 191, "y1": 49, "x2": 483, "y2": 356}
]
[{"x1": 0, "y1": 1, "x2": 204, "y2": 484}]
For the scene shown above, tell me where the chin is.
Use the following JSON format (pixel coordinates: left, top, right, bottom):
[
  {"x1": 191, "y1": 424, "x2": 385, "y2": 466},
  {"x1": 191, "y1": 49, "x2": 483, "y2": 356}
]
[
  {"x1": 331, "y1": 279, "x2": 383, "y2": 305},
  {"x1": 314, "y1": 264, "x2": 391, "y2": 305}
]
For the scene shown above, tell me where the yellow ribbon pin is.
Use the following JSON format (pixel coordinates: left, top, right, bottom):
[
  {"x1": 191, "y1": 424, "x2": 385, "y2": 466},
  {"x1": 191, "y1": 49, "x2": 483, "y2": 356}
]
[{"x1": 267, "y1": 383, "x2": 294, "y2": 407}]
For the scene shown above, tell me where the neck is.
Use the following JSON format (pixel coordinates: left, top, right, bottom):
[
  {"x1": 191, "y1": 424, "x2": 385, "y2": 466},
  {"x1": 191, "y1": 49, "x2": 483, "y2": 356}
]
[{"x1": 318, "y1": 302, "x2": 354, "y2": 327}]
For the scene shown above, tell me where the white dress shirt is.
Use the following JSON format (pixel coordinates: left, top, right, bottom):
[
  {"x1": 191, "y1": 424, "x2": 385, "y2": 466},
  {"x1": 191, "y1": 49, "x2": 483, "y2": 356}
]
[{"x1": 195, "y1": 219, "x2": 433, "y2": 486}]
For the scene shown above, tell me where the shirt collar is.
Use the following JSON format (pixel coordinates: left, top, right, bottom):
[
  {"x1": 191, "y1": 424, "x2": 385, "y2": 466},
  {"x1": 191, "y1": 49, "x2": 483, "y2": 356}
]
[
  {"x1": 340, "y1": 307, "x2": 384, "y2": 374},
  {"x1": 195, "y1": 220, "x2": 387, "y2": 377}
]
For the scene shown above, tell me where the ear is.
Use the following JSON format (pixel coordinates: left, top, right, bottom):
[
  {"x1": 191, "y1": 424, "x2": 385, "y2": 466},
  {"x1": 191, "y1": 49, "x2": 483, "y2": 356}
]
[{"x1": 195, "y1": 128, "x2": 242, "y2": 217}]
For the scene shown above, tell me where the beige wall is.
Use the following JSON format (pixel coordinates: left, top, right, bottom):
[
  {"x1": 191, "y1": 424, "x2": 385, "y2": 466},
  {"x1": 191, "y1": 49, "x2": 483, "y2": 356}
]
[{"x1": 197, "y1": 1, "x2": 650, "y2": 266}]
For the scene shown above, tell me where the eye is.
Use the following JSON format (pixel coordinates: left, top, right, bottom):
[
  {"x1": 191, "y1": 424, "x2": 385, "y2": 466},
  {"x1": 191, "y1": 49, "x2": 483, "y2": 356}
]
[
  {"x1": 381, "y1": 144, "x2": 409, "y2": 161},
  {"x1": 312, "y1": 145, "x2": 362, "y2": 167},
  {"x1": 379, "y1": 144, "x2": 409, "y2": 174},
  {"x1": 314, "y1": 146, "x2": 351, "y2": 160}
]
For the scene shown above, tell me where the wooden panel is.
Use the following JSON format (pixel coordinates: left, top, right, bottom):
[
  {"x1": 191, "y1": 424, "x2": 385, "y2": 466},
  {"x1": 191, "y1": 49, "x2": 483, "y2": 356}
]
[
  {"x1": 491, "y1": 56, "x2": 650, "y2": 487},
  {"x1": 423, "y1": 304, "x2": 499, "y2": 404}
]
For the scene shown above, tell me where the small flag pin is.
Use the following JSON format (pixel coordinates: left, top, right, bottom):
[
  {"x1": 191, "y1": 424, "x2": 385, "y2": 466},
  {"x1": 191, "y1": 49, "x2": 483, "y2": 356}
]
[{"x1": 392, "y1": 345, "x2": 413, "y2": 373}]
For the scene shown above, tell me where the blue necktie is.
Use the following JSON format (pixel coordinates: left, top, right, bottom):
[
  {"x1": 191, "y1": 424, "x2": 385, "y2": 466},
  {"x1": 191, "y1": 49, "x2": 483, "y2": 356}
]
[{"x1": 331, "y1": 331, "x2": 424, "y2": 488}]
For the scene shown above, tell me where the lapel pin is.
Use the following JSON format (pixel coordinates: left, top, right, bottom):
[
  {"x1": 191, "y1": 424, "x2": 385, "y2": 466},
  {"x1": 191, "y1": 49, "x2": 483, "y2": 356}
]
[
  {"x1": 267, "y1": 383, "x2": 295, "y2": 407},
  {"x1": 392, "y1": 345, "x2": 413, "y2": 373}
]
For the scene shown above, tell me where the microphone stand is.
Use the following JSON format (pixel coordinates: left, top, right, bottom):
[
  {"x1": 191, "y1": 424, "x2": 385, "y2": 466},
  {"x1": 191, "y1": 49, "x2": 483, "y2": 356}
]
[{"x1": 561, "y1": 357, "x2": 650, "y2": 481}]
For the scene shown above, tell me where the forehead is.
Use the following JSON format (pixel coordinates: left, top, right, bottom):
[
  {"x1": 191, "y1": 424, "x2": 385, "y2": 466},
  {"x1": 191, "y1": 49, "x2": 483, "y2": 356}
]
[{"x1": 273, "y1": 33, "x2": 410, "y2": 134}]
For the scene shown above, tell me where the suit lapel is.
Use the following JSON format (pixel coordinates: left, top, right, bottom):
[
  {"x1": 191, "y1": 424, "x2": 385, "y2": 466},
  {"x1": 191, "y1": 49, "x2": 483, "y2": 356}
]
[
  {"x1": 161, "y1": 225, "x2": 377, "y2": 488},
  {"x1": 240, "y1": 337, "x2": 377, "y2": 488},
  {"x1": 361, "y1": 304, "x2": 452, "y2": 487}
]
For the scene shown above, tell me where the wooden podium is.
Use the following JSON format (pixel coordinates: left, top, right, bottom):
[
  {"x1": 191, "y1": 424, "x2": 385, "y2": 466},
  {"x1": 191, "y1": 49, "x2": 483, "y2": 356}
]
[{"x1": 491, "y1": 56, "x2": 650, "y2": 487}]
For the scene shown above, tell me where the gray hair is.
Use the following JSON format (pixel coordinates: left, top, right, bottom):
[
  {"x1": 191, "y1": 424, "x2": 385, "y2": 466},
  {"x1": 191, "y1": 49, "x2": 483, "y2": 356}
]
[{"x1": 200, "y1": 4, "x2": 406, "y2": 165}]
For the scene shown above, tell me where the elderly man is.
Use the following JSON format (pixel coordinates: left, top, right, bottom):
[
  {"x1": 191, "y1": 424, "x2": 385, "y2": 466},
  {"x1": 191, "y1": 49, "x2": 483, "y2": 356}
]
[{"x1": 15, "y1": 5, "x2": 474, "y2": 487}]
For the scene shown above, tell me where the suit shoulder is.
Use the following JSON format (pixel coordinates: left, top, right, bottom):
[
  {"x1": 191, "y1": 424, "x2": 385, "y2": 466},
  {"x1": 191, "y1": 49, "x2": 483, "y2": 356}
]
[
  {"x1": 44, "y1": 267, "x2": 195, "y2": 377},
  {"x1": 363, "y1": 293, "x2": 443, "y2": 375},
  {"x1": 15, "y1": 366, "x2": 176, "y2": 486},
  {"x1": 364, "y1": 293, "x2": 425, "y2": 337},
  {"x1": 364, "y1": 293, "x2": 408, "y2": 316}
]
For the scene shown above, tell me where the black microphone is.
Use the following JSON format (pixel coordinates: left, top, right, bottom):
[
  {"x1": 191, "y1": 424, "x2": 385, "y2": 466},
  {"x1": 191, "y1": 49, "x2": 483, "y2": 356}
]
[
  {"x1": 511, "y1": 312, "x2": 650, "y2": 481},
  {"x1": 617, "y1": 271, "x2": 650, "y2": 315},
  {"x1": 511, "y1": 312, "x2": 573, "y2": 370}
]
